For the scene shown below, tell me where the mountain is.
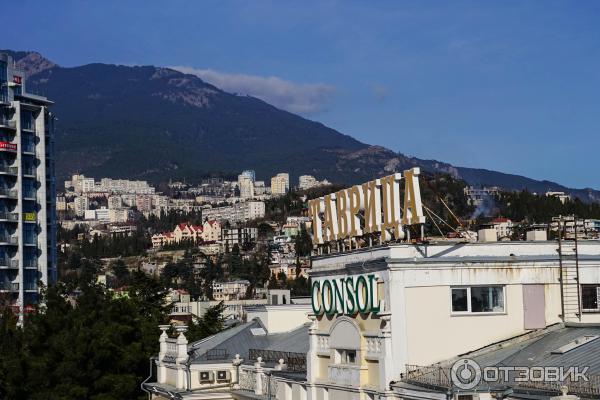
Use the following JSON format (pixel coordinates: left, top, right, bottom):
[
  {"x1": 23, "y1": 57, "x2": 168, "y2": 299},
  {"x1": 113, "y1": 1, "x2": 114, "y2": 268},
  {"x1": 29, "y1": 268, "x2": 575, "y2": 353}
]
[{"x1": 4, "y1": 50, "x2": 599, "y2": 202}]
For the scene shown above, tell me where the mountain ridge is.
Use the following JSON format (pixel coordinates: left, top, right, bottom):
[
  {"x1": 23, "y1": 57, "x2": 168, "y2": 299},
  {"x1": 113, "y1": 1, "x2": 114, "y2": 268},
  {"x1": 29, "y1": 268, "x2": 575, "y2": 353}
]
[{"x1": 4, "y1": 49, "x2": 598, "y2": 202}]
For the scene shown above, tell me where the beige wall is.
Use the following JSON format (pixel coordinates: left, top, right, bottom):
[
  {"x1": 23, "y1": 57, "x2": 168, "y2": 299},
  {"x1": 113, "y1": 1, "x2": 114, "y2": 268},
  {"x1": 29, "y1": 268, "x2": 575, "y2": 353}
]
[{"x1": 404, "y1": 283, "x2": 563, "y2": 366}]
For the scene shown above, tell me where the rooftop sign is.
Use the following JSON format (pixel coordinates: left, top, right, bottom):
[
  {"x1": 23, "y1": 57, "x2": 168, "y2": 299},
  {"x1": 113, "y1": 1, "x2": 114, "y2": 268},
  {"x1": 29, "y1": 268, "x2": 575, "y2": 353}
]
[{"x1": 308, "y1": 168, "x2": 425, "y2": 246}]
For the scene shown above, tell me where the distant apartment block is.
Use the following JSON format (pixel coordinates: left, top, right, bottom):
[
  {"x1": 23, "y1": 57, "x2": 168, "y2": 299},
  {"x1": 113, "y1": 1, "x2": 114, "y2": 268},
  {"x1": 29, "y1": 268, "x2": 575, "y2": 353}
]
[
  {"x1": 64, "y1": 174, "x2": 155, "y2": 195},
  {"x1": 298, "y1": 174, "x2": 331, "y2": 190},
  {"x1": 107, "y1": 195, "x2": 122, "y2": 209},
  {"x1": 202, "y1": 200, "x2": 265, "y2": 224},
  {"x1": 221, "y1": 227, "x2": 258, "y2": 249},
  {"x1": 73, "y1": 196, "x2": 89, "y2": 217},
  {"x1": 238, "y1": 175, "x2": 255, "y2": 199},
  {"x1": 253, "y1": 180, "x2": 266, "y2": 195},
  {"x1": 271, "y1": 172, "x2": 289, "y2": 196},
  {"x1": 546, "y1": 190, "x2": 571, "y2": 204},
  {"x1": 0, "y1": 53, "x2": 56, "y2": 315},
  {"x1": 463, "y1": 185, "x2": 500, "y2": 205},
  {"x1": 212, "y1": 280, "x2": 250, "y2": 301}
]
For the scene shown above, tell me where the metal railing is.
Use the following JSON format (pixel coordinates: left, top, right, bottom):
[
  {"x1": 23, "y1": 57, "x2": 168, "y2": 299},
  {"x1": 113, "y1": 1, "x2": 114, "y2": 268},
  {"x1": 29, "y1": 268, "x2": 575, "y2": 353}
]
[
  {"x1": 403, "y1": 365, "x2": 600, "y2": 398},
  {"x1": 402, "y1": 365, "x2": 452, "y2": 389},
  {"x1": 0, "y1": 119, "x2": 16, "y2": 129},
  {"x1": 520, "y1": 374, "x2": 600, "y2": 397},
  {"x1": 0, "y1": 282, "x2": 18, "y2": 291},
  {"x1": 22, "y1": 168, "x2": 36, "y2": 177},
  {"x1": 248, "y1": 349, "x2": 307, "y2": 372},
  {"x1": 0, "y1": 258, "x2": 18, "y2": 268},
  {"x1": 204, "y1": 348, "x2": 229, "y2": 360},
  {"x1": 0, "y1": 236, "x2": 18, "y2": 245},
  {"x1": 0, "y1": 212, "x2": 18, "y2": 221},
  {"x1": 0, "y1": 165, "x2": 18, "y2": 175},
  {"x1": 0, "y1": 188, "x2": 18, "y2": 198}
]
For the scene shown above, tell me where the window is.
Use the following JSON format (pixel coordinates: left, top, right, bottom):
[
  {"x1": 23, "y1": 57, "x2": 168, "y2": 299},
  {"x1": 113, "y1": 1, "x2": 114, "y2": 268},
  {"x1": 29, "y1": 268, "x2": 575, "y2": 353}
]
[
  {"x1": 452, "y1": 288, "x2": 468, "y2": 312},
  {"x1": 582, "y1": 285, "x2": 600, "y2": 312},
  {"x1": 338, "y1": 349, "x2": 357, "y2": 365},
  {"x1": 451, "y1": 286, "x2": 505, "y2": 314}
]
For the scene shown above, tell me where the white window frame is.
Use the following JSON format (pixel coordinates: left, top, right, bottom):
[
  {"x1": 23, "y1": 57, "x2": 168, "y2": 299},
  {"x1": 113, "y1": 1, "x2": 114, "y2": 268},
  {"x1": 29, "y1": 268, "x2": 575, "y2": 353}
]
[
  {"x1": 451, "y1": 285, "x2": 506, "y2": 315},
  {"x1": 336, "y1": 349, "x2": 357, "y2": 365},
  {"x1": 581, "y1": 285, "x2": 600, "y2": 312}
]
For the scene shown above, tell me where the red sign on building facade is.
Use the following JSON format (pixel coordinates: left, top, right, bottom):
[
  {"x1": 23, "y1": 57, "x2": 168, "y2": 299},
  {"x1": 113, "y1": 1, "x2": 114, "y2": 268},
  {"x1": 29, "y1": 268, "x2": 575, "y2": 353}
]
[{"x1": 0, "y1": 141, "x2": 17, "y2": 151}]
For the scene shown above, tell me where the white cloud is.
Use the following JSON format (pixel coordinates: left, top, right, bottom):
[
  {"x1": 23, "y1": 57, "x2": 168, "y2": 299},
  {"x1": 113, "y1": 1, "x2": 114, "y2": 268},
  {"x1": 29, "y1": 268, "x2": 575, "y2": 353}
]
[{"x1": 170, "y1": 66, "x2": 334, "y2": 115}]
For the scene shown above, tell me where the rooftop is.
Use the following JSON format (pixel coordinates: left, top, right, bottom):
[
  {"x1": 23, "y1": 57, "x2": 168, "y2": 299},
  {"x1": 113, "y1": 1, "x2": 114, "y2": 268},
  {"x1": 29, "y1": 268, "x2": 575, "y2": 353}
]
[
  {"x1": 398, "y1": 323, "x2": 600, "y2": 399},
  {"x1": 187, "y1": 318, "x2": 309, "y2": 366}
]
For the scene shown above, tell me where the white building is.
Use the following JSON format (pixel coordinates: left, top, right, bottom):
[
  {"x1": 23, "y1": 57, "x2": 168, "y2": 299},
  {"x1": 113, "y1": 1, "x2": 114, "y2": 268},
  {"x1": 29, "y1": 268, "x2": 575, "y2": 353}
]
[
  {"x1": 0, "y1": 53, "x2": 57, "y2": 317},
  {"x1": 97, "y1": 177, "x2": 155, "y2": 194},
  {"x1": 238, "y1": 175, "x2": 255, "y2": 199},
  {"x1": 271, "y1": 173, "x2": 289, "y2": 196},
  {"x1": 202, "y1": 201, "x2": 265, "y2": 223},
  {"x1": 84, "y1": 207, "x2": 110, "y2": 224},
  {"x1": 81, "y1": 177, "x2": 95, "y2": 193},
  {"x1": 221, "y1": 227, "x2": 258, "y2": 249},
  {"x1": 107, "y1": 195, "x2": 122, "y2": 209},
  {"x1": 73, "y1": 196, "x2": 89, "y2": 217},
  {"x1": 254, "y1": 180, "x2": 267, "y2": 195},
  {"x1": 464, "y1": 186, "x2": 500, "y2": 206},
  {"x1": 147, "y1": 239, "x2": 600, "y2": 400},
  {"x1": 298, "y1": 174, "x2": 317, "y2": 190},
  {"x1": 212, "y1": 280, "x2": 251, "y2": 301},
  {"x1": 546, "y1": 190, "x2": 571, "y2": 204},
  {"x1": 490, "y1": 217, "x2": 514, "y2": 239}
]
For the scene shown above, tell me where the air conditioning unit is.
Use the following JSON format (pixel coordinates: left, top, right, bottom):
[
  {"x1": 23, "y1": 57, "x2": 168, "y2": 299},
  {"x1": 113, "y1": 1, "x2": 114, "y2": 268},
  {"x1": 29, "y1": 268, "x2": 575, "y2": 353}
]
[
  {"x1": 216, "y1": 370, "x2": 231, "y2": 382},
  {"x1": 199, "y1": 371, "x2": 214, "y2": 383}
]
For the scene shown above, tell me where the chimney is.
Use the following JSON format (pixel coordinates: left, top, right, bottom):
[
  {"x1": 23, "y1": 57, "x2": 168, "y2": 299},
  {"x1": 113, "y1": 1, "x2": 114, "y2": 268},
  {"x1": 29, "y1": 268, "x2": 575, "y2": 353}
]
[
  {"x1": 526, "y1": 224, "x2": 548, "y2": 241},
  {"x1": 477, "y1": 224, "x2": 497, "y2": 242}
]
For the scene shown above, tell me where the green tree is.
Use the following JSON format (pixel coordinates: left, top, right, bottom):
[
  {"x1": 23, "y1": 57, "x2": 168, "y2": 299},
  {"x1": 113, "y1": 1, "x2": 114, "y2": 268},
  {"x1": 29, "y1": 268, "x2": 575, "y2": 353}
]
[{"x1": 110, "y1": 259, "x2": 130, "y2": 287}]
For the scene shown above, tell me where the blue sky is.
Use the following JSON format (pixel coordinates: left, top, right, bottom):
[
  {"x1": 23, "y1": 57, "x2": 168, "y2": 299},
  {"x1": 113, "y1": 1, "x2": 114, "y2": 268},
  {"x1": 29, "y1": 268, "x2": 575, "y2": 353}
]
[{"x1": 4, "y1": 1, "x2": 600, "y2": 188}]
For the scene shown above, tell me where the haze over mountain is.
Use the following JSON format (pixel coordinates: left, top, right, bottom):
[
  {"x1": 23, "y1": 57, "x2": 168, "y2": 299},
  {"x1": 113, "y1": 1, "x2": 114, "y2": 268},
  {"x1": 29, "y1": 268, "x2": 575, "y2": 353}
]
[{"x1": 5, "y1": 50, "x2": 599, "y2": 202}]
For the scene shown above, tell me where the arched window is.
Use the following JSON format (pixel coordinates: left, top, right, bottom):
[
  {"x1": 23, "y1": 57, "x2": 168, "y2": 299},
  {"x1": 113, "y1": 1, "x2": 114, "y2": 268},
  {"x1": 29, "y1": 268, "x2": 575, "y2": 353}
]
[{"x1": 329, "y1": 318, "x2": 361, "y2": 365}]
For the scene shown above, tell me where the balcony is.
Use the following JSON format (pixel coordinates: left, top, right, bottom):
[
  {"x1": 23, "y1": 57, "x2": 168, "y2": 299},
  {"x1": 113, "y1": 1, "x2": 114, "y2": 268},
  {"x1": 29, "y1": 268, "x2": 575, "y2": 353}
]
[
  {"x1": 0, "y1": 188, "x2": 18, "y2": 199},
  {"x1": 23, "y1": 190, "x2": 36, "y2": 200},
  {"x1": 0, "y1": 282, "x2": 18, "y2": 292},
  {"x1": 22, "y1": 144, "x2": 36, "y2": 154},
  {"x1": 0, "y1": 165, "x2": 18, "y2": 176},
  {"x1": 0, "y1": 235, "x2": 18, "y2": 245},
  {"x1": 0, "y1": 119, "x2": 16, "y2": 130},
  {"x1": 0, "y1": 258, "x2": 18, "y2": 268},
  {"x1": 21, "y1": 124, "x2": 36, "y2": 133},
  {"x1": 23, "y1": 260, "x2": 37, "y2": 269},
  {"x1": 22, "y1": 168, "x2": 36, "y2": 178},
  {"x1": 0, "y1": 212, "x2": 19, "y2": 222}
]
